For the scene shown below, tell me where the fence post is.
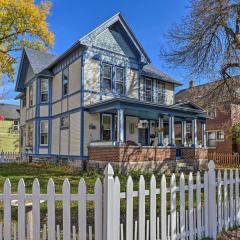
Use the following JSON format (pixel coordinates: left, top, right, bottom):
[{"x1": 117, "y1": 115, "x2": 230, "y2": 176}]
[
  {"x1": 103, "y1": 164, "x2": 115, "y2": 240},
  {"x1": 208, "y1": 160, "x2": 217, "y2": 239}
]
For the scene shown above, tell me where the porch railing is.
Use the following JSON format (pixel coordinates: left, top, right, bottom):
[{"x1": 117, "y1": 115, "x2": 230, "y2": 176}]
[
  {"x1": 0, "y1": 152, "x2": 27, "y2": 163},
  {"x1": 208, "y1": 152, "x2": 240, "y2": 168}
]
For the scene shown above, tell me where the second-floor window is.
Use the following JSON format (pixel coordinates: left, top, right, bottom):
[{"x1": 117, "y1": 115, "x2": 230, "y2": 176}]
[
  {"x1": 40, "y1": 79, "x2": 49, "y2": 103},
  {"x1": 13, "y1": 120, "x2": 19, "y2": 131},
  {"x1": 156, "y1": 81, "x2": 164, "y2": 103},
  {"x1": 207, "y1": 104, "x2": 217, "y2": 118},
  {"x1": 115, "y1": 67, "x2": 124, "y2": 95},
  {"x1": 145, "y1": 78, "x2": 152, "y2": 102},
  {"x1": 62, "y1": 67, "x2": 69, "y2": 97},
  {"x1": 102, "y1": 63, "x2": 112, "y2": 92},
  {"x1": 60, "y1": 116, "x2": 70, "y2": 129},
  {"x1": 29, "y1": 85, "x2": 33, "y2": 107}
]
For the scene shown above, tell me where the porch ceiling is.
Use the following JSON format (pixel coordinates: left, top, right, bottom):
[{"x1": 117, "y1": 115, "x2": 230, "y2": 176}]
[{"x1": 85, "y1": 97, "x2": 209, "y2": 120}]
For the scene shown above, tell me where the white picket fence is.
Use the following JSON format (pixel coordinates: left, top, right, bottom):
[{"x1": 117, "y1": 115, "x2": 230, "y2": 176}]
[
  {"x1": 0, "y1": 160, "x2": 239, "y2": 240},
  {"x1": 0, "y1": 152, "x2": 26, "y2": 163}
]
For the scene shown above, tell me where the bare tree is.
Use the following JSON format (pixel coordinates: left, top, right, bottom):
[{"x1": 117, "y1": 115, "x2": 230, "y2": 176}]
[{"x1": 161, "y1": 0, "x2": 240, "y2": 103}]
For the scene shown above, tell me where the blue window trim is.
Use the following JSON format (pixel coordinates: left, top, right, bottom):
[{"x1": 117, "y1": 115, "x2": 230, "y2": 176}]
[
  {"x1": 101, "y1": 62, "x2": 113, "y2": 94},
  {"x1": 40, "y1": 78, "x2": 49, "y2": 104},
  {"x1": 39, "y1": 119, "x2": 49, "y2": 147}
]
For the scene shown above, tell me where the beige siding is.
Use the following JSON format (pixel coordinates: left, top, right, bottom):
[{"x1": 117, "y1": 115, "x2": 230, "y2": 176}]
[
  {"x1": 40, "y1": 106, "x2": 48, "y2": 117},
  {"x1": 26, "y1": 87, "x2": 29, "y2": 109},
  {"x1": 69, "y1": 59, "x2": 81, "y2": 94},
  {"x1": 165, "y1": 83, "x2": 174, "y2": 105},
  {"x1": 60, "y1": 129, "x2": 69, "y2": 155},
  {"x1": 39, "y1": 148, "x2": 48, "y2": 154},
  {"x1": 51, "y1": 118, "x2": 60, "y2": 154},
  {"x1": 69, "y1": 112, "x2": 81, "y2": 156},
  {"x1": 52, "y1": 102, "x2": 61, "y2": 116},
  {"x1": 126, "y1": 69, "x2": 139, "y2": 99},
  {"x1": 84, "y1": 58, "x2": 100, "y2": 92},
  {"x1": 69, "y1": 93, "x2": 80, "y2": 110},
  {"x1": 52, "y1": 72, "x2": 62, "y2": 102},
  {"x1": 83, "y1": 112, "x2": 100, "y2": 155},
  {"x1": 20, "y1": 104, "x2": 26, "y2": 126},
  {"x1": 25, "y1": 65, "x2": 34, "y2": 83},
  {"x1": 62, "y1": 98, "x2": 68, "y2": 113},
  {"x1": 126, "y1": 116, "x2": 138, "y2": 143},
  {"x1": 32, "y1": 81, "x2": 36, "y2": 106}
]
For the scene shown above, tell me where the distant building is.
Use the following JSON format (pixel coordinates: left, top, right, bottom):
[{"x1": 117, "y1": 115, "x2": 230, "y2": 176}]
[
  {"x1": 176, "y1": 79, "x2": 240, "y2": 154},
  {"x1": 0, "y1": 104, "x2": 20, "y2": 152}
]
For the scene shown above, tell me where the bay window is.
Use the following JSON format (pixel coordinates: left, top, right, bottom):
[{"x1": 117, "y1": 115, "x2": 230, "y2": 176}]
[{"x1": 40, "y1": 121, "x2": 48, "y2": 146}]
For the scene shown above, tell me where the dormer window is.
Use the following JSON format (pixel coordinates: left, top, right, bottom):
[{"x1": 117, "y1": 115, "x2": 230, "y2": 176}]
[
  {"x1": 115, "y1": 67, "x2": 124, "y2": 95},
  {"x1": 62, "y1": 67, "x2": 69, "y2": 97},
  {"x1": 102, "y1": 63, "x2": 112, "y2": 92},
  {"x1": 40, "y1": 79, "x2": 49, "y2": 103}
]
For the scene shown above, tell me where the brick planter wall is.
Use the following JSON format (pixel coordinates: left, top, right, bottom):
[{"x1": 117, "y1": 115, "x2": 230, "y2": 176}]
[
  {"x1": 180, "y1": 147, "x2": 208, "y2": 160},
  {"x1": 88, "y1": 145, "x2": 176, "y2": 163}
]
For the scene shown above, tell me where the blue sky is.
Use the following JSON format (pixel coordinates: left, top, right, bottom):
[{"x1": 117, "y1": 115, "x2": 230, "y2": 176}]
[{"x1": 2, "y1": 0, "x2": 194, "y2": 104}]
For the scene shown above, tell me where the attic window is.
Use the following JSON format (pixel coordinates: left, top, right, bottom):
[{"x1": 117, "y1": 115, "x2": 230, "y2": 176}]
[{"x1": 102, "y1": 63, "x2": 112, "y2": 92}]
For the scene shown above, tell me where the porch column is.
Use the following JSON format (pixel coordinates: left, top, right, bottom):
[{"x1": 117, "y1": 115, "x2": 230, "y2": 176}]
[
  {"x1": 168, "y1": 115, "x2": 175, "y2": 146},
  {"x1": 191, "y1": 118, "x2": 198, "y2": 147},
  {"x1": 158, "y1": 115, "x2": 164, "y2": 146},
  {"x1": 181, "y1": 120, "x2": 187, "y2": 147},
  {"x1": 117, "y1": 108, "x2": 125, "y2": 143},
  {"x1": 201, "y1": 122, "x2": 207, "y2": 147}
]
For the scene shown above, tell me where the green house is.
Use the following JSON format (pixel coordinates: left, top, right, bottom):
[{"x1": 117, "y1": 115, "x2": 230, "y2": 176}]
[{"x1": 0, "y1": 104, "x2": 20, "y2": 152}]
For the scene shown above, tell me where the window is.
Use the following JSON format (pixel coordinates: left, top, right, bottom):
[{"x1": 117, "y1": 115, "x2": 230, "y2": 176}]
[
  {"x1": 40, "y1": 79, "x2": 49, "y2": 103},
  {"x1": 13, "y1": 120, "x2": 19, "y2": 131},
  {"x1": 102, "y1": 64, "x2": 112, "y2": 92},
  {"x1": 156, "y1": 81, "x2": 164, "y2": 103},
  {"x1": 145, "y1": 78, "x2": 152, "y2": 102},
  {"x1": 40, "y1": 121, "x2": 48, "y2": 145},
  {"x1": 217, "y1": 131, "x2": 224, "y2": 140},
  {"x1": 27, "y1": 123, "x2": 33, "y2": 147},
  {"x1": 29, "y1": 85, "x2": 33, "y2": 107},
  {"x1": 22, "y1": 96, "x2": 26, "y2": 108},
  {"x1": 207, "y1": 104, "x2": 217, "y2": 118},
  {"x1": 62, "y1": 67, "x2": 69, "y2": 96},
  {"x1": 60, "y1": 116, "x2": 70, "y2": 129},
  {"x1": 115, "y1": 67, "x2": 124, "y2": 95},
  {"x1": 208, "y1": 131, "x2": 216, "y2": 147},
  {"x1": 102, "y1": 114, "x2": 112, "y2": 141}
]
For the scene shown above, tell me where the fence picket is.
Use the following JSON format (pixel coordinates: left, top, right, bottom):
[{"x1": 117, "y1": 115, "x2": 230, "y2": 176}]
[
  {"x1": 138, "y1": 176, "x2": 145, "y2": 240},
  {"x1": 94, "y1": 178, "x2": 102, "y2": 240},
  {"x1": 236, "y1": 170, "x2": 240, "y2": 225},
  {"x1": 196, "y1": 172, "x2": 201, "y2": 239},
  {"x1": 230, "y1": 170, "x2": 234, "y2": 227},
  {"x1": 57, "y1": 225, "x2": 60, "y2": 240},
  {"x1": 126, "y1": 176, "x2": 133, "y2": 240},
  {"x1": 188, "y1": 172, "x2": 194, "y2": 240},
  {"x1": 179, "y1": 172, "x2": 185, "y2": 240},
  {"x1": 78, "y1": 178, "x2": 86, "y2": 240},
  {"x1": 47, "y1": 178, "x2": 55, "y2": 240},
  {"x1": 204, "y1": 172, "x2": 208, "y2": 237},
  {"x1": 0, "y1": 223, "x2": 2, "y2": 240},
  {"x1": 217, "y1": 171, "x2": 222, "y2": 232},
  {"x1": 114, "y1": 177, "x2": 120, "y2": 240},
  {"x1": 171, "y1": 174, "x2": 177, "y2": 240},
  {"x1": 18, "y1": 178, "x2": 26, "y2": 240},
  {"x1": 224, "y1": 170, "x2": 228, "y2": 230},
  {"x1": 62, "y1": 178, "x2": 71, "y2": 240},
  {"x1": 161, "y1": 175, "x2": 167, "y2": 240},
  {"x1": 150, "y1": 175, "x2": 156, "y2": 240},
  {"x1": 32, "y1": 178, "x2": 40, "y2": 240}
]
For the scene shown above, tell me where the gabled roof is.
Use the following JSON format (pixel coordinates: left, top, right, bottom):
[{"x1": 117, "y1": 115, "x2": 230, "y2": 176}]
[
  {"x1": 142, "y1": 64, "x2": 182, "y2": 86},
  {"x1": 0, "y1": 104, "x2": 20, "y2": 120},
  {"x1": 80, "y1": 12, "x2": 151, "y2": 63},
  {"x1": 173, "y1": 101, "x2": 206, "y2": 112},
  {"x1": 24, "y1": 48, "x2": 57, "y2": 74}
]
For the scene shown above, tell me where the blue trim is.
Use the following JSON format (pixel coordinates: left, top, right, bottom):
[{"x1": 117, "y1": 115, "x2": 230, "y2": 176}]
[{"x1": 48, "y1": 78, "x2": 52, "y2": 154}]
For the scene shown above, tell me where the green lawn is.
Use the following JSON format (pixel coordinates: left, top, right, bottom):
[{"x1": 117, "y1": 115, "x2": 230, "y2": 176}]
[{"x1": 0, "y1": 163, "x2": 202, "y2": 230}]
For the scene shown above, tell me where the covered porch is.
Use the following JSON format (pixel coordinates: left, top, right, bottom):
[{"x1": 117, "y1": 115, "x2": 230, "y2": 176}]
[{"x1": 86, "y1": 98, "x2": 209, "y2": 166}]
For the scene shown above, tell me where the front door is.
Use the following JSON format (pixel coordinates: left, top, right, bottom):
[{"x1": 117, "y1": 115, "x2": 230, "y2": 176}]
[{"x1": 139, "y1": 128, "x2": 149, "y2": 146}]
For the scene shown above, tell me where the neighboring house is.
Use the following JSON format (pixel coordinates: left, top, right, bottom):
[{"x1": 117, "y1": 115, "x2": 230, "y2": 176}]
[
  {"x1": 15, "y1": 13, "x2": 209, "y2": 167},
  {"x1": 0, "y1": 104, "x2": 20, "y2": 152},
  {"x1": 176, "y1": 79, "x2": 240, "y2": 154}
]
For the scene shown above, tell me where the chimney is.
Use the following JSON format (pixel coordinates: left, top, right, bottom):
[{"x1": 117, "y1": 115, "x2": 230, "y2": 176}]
[{"x1": 189, "y1": 80, "x2": 195, "y2": 88}]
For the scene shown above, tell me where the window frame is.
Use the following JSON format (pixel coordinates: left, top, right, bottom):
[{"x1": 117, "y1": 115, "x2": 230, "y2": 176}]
[
  {"x1": 145, "y1": 78, "x2": 152, "y2": 102},
  {"x1": 40, "y1": 78, "x2": 49, "y2": 103},
  {"x1": 13, "y1": 120, "x2": 19, "y2": 131},
  {"x1": 207, "y1": 131, "x2": 216, "y2": 147},
  {"x1": 40, "y1": 120, "x2": 48, "y2": 146},
  {"x1": 217, "y1": 131, "x2": 224, "y2": 141},
  {"x1": 156, "y1": 81, "x2": 165, "y2": 104},
  {"x1": 102, "y1": 63, "x2": 112, "y2": 93},
  {"x1": 60, "y1": 115, "x2": 70, "y2": 129},
  {"x1": 62, "y1": 67, "x2": 69, "y2": 97},
  {"x1": 115, "y1": 67, "x2": 124, "y2": 95}
]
